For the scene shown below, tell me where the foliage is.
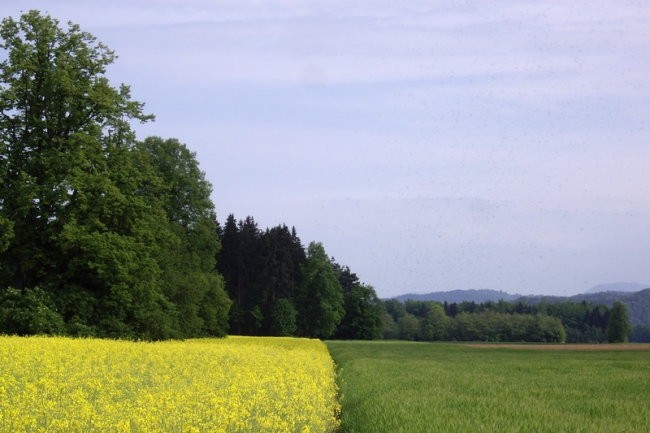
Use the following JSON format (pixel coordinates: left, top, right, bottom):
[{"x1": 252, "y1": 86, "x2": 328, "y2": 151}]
[
  {"x1": 1, "y1": 335, "x2": 340, "y2": 433},
  {"x1": 607, "y1": 301, "x2": 631, "y2": 343},
  {"x1": 135, "y1": 136, "x2": 231, "y2": 337},
  {"x1": 297, "y1": 242, "x2": 344, "y2": 339},
  {"x1": 0, "y1": 287, "x2": 64, "y2": 335},
  {"x1": 0, "y1": 11, "x2": 230, "y2": 339},
  {"x1": 333, "y1": 263, "x2": 383, "y2": 339},
  {"x1": 517, "y1": 289, "x2": 650, "y2": 328},
  {"x1": 416, "y1": 302, "x2": 449, "y2": 341},
  {"x1": 217, "y1": 215, "x2": 307, "y2": 336},
  {"x1": 217, "y1": 216, "x2": 382, "y2": 339},
  {"x1": 380, "y1": 312, "x2": 399, "y2": 339},
  {"x1": 397, "y1": 314, "x2": 420, "y2": 340},
  {"x1": 270, "y1": 298, "x2": 298, "y2": 336},
  {"x1": 327, "y1": 340, "x2": 650, "y2": 433},
  {"x1": 385, "y1": 299, "x2": 619, "y2": 343}
]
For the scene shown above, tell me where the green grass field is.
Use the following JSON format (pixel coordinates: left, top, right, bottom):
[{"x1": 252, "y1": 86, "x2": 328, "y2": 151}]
[{"x1": 326, "y1": 341, "x2": 650, "y2": 433}]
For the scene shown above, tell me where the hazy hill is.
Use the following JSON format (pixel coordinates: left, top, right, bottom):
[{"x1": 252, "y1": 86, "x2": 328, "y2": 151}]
[
  {"x1": 395, "y1": 289, "x2": 520, "y2": 304},
  {"x1": 586, "y1": 282, "x2": 648, "y2": 294}
]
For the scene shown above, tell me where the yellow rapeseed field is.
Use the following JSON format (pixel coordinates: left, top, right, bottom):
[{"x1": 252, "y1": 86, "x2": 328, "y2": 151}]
[{"x1": 0, "y1": 335, "x2": 340, "y2": 433}]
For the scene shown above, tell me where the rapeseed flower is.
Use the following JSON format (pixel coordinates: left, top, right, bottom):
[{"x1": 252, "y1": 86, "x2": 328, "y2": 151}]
[{"x1": 0, "y1": 335, "x2": 340, "y2": 433}]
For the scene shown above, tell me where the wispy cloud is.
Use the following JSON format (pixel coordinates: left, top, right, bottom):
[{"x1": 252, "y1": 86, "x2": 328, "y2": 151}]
[{"x1": 2, "y1": 0, "x2": 649, "y2": 295}]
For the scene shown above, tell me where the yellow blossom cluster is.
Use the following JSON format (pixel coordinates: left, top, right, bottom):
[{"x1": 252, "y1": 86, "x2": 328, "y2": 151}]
[{"x1": 0, "y1": 335, "x2": 340, "y2": 433}]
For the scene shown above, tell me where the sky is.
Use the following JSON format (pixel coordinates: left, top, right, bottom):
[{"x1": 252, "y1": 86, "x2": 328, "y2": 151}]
[{"x1": 2, "y1": 1, "x2": 649, "y2": 297}]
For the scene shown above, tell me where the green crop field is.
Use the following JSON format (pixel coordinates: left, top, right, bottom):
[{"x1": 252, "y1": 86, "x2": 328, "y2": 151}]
[{"x1": 326, "y1": 341, "x2": 650, "y2": 433}]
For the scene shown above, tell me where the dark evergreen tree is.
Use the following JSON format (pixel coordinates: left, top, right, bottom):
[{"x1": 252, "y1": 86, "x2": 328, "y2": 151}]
[
  {"x1": 217, "y1": 216, "x2": 307, "y2": 336},
  {"x1": 233, "y1": 216, "x2": 265, "y2": 334},
  {"x1": 217, "y1": 214, "x2": 243, "y2": 332},
  {"x1": 258, "y1": 224, "x2": 306, "y2": 333}
]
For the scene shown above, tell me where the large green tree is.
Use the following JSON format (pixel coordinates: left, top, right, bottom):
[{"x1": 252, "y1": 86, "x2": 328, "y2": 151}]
[
  {"x1": 0, "y1": 11, "x2": 230, "y2": 339},
  {"x1": 0, "y1": 10, "x2": 157, "y2": 337}
]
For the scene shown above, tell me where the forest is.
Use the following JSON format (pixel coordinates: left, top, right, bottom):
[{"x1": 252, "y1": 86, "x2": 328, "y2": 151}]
[{"x1": 0, "y1": 11, "x2": 634, "y2": 343}]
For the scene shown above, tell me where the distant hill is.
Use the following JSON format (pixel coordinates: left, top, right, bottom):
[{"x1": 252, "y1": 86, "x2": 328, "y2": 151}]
[
  {"x1": 586, "y1": 282, "x2": 648, "y2": 294},
  {"x1": 516, "y1": 289, "x2": 650, "y2": 327},
  {"x1": 395, "y1": 289, "x2": 520, "y2": 304}
]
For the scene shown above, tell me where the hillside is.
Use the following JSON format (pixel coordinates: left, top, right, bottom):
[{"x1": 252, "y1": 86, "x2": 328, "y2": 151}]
[
  {"x1": 587, "y1": 282, "x2": 648, "y2": 294},
  {"x1": 394, "y1": 289, "x2": 520, "y2": 304}
]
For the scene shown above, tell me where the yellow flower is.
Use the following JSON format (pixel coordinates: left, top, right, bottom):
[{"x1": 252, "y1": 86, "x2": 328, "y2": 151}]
[{"x1": 0, "y1": 335, "x2": 340, "y2": 433}]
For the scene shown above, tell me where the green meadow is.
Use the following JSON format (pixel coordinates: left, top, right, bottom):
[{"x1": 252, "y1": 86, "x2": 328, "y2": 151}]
[{"x1": 326, "y1": 341, "x2": 650, "y2": 433}]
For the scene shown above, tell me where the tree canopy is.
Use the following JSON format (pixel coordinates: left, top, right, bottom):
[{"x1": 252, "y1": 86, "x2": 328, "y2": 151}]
[
  {"x1": 607, "y1": 301, "x2": 631, "y2": 343},
  {"x1": 0, "y1": 11, "x2": 230, "y2": 339}
]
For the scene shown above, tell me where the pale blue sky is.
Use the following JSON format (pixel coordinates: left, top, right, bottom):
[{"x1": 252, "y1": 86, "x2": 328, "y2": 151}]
[{"x1": 2, "y1": 1, "x2": 649, "y2": 296}]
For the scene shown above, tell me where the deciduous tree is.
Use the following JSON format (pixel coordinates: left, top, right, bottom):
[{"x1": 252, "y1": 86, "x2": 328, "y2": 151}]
[
  {"x1": 0, "y1": 11, "x2": 230, "y2": 338},
  {"x1": 296, "y1": 242, "x2": 344, "y2": 338},
  {"x1": 607, "y1": 301, "x2": 631, "y2": 343}
]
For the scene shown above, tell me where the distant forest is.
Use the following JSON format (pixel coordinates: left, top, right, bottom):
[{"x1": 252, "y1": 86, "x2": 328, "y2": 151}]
[{"x1": 0, "y1": 11, "x2": 641, "y2": 344}]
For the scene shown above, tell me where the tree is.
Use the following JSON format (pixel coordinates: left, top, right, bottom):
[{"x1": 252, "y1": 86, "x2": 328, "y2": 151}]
[
  {"x1": 383, "y1": 299, "x2": 406, "y2": 322},
  {"x1": 381, "y1": 312, "x2": 399, "y2": 339},
  {"x1": 418, "y1": 302, "x2": 449, "y2": 341},
  {"x1": 258, "y1": 224, "x2": 306, "y2": 332},
  {"x1": 0, "y1": 11, "x2": 231, "y2": 339},
  {"x1": 398, "y1": 313, "x2": 420, "y2": 341},
  {"x1": 335, "y1": 283, "x2": 383, "y2": 339},
  {"x1": 331, "y1": 261, "x2": 382, "y2": 340},
  {"x1": 216, "y1": 215, "x2": 309, "y2": 336},
  {"x1": 296, "y1": 242, "x2": 344, "y2": 338},
  {"x1": 607, "y1": 301, "x2": 631, "y2": 343},
  {"x1": 0, "y1": 11, "x2": 162, "y2": 337},
  {"x1": 0, "y1": 287, "x2": 64, "y2": 335},
  {"x1": 136, "y1": 136, "x2": 231, "y2": 337}
]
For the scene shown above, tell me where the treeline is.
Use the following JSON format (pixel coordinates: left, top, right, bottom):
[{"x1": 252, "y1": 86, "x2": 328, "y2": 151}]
[
  {"x1": 0, "y1": 11, "x2": 384, "y2": 341},
  {"x1": 382, "y1": 300, "x2": 566, "y2": 343},
  {"x1": 216, "y1": 215, "x2": 383, "y2": 339},
  {"x1": 380, "y1": 299, "x2": 633, "y2": 343}
]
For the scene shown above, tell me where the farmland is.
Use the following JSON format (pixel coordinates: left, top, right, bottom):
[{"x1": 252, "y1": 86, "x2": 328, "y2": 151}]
[
  {"x1": 3, "y1": 336, "x2": 649, "y2": 433},
  {"x1": 0, "y1": 336, "x2": 339, "y2": 433},
  {"x1": 327, "y1": 340, "x2": 650, "y2": 433}
]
